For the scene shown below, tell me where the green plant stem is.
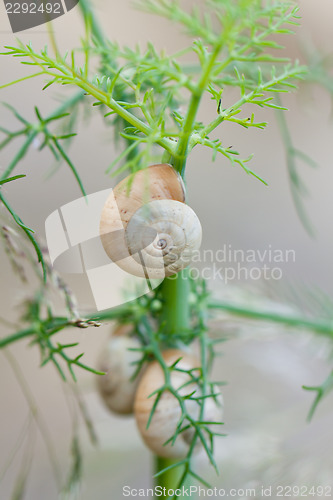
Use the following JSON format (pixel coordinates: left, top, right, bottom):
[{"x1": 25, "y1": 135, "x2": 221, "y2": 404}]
[
  {"x1": 154, "y1": 269, "x2": 191, "y2": 495},
  {"x1": 161, "y1": 269, "x2": 191, "y2": 335},
  {"x1": 154, "y1": 40, "x2": 222, "y2": 494},
  {"x1": 154, "y1": 457, "x2": 186, "y2": 498},
  {"x1": 173, "y1": 44, "x2": 222, "y2": 175},
  {"x1": 208, "y1": 301, "x2": 333, "y2": 338}
]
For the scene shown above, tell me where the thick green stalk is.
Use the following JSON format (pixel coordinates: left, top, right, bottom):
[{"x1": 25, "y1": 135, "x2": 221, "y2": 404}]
[
  {"x1": 152, "y1": 41, "x2": 222, "y2": 497},
  {"x1": 154, "y1": 457, "x2": 187, "y2": 498},
  {"x1": 161, "y1": 269, "x2": 191, "y2": 335},
  {"x1": 152, "y1": 46, "x2": 220, "y2": 494},
  {"x1": 154, "y1": 269, "x2": 191, "y2": 496}
]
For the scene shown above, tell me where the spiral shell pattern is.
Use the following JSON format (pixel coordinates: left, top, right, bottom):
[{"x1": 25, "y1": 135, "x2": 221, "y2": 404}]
[{"x1": 126, "y1": 199, "x2": 202, "y2": 279}]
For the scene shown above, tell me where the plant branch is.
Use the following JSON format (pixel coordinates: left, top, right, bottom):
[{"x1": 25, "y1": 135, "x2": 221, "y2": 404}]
[
  {"x1": 0, "y1": 44, "x2": 176, "y2": 157},
  {"x1": 208, "y1": 301, "x2": 333, "y2": 338},
  {"x1": 0, "y1": 91, "x2": 85, "y2": 182},
  {"x1": 173, "y1": 43, "x2": 223, "y2": 175}
]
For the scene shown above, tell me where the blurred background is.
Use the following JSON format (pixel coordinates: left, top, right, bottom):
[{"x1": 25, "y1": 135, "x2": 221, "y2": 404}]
[{"x1": 0, "y1": 0, "x2": 333, "y2": 498}]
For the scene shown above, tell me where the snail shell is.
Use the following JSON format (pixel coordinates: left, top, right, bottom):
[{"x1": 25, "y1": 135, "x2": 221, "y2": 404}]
[
  {"x1": 99, "y1": 164, "x2": 202, "y2": 279},
  {"x1": 96, "y1": 324, "x2": 145, "y2": 415},
  {"x1": 134, "y1": 349, "x2": 223, "y2": 458}
]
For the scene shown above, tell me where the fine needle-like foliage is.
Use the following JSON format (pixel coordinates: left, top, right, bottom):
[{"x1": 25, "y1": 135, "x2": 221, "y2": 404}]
[
  {"x1": 0, "y1": 0, "x2": 332, "y2": 498},
  {"x1": 1, "y1": 0, "x2": 306, "y2": 179}
]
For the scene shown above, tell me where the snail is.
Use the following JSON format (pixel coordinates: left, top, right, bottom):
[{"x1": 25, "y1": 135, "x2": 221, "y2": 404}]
[
  {"x1": 96, "y1": 324, "x2": 145, "y2": 415},
  {"x1": 134, "y1": 349, "x2": 223, "y2": 458},
  {"x1": 99, "y1": 164, "x2": 202, "y2": 279}
]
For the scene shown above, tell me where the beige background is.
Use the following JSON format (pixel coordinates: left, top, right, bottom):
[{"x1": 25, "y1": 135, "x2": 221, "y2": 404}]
[{"x1": 0, "y1": 1, "x2": 333, "y2": 499}]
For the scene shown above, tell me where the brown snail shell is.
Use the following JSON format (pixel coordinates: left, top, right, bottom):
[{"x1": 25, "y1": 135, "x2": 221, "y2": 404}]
[
  {"x1": 96, "y1": 324, "x2": 145, "y2": 415},
  {"x1": 99, "y1": 164, "x2": 202, "y2": 279},
  {"x1": 134, "y1": 349, "x2": 223, "y2": 458}
]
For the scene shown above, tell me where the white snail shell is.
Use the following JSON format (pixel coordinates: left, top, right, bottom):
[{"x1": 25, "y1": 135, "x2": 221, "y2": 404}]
[
  {"x1": 96, "y1": 324, "x2": 145, "y2": 415},
  {"x1": 99, "y1": 164, "x2": 202, "y2": 279},
  {"x1": 134, "y1": 349, "x2": 223, "y2": 458},
  {"x1": 126, "y1": 199, "x2": 202, "y2": 278}
]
